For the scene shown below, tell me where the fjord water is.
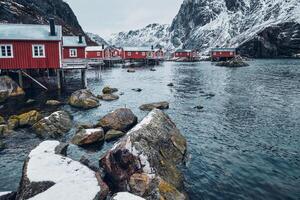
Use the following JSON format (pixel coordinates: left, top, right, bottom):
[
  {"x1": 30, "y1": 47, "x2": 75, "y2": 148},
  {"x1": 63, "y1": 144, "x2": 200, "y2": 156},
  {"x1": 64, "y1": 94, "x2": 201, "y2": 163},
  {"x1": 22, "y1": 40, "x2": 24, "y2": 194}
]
[{"x1": 1, "y1": 60, "x2": 300, "y2": 199}]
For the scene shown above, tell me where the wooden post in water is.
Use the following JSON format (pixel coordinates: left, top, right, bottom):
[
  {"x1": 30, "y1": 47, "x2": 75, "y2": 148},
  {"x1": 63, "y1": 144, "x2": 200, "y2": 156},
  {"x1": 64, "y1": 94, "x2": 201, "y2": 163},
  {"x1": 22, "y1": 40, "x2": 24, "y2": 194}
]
[
  {"x1": 81, "y1": 69, "x2": 87, "y2": 88},
  {"x1": 18, "y1": 70, "x2": 23, "y2": 88},
  {"x1": 57, "y1": 69, "x2": 61, "y2": 90}
]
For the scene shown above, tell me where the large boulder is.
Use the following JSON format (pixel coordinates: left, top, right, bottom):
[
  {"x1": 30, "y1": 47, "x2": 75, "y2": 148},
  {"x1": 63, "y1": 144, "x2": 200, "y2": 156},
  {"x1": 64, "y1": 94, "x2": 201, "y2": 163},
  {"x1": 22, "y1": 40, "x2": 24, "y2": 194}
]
[
  {"x1": 0, "y1": 76, "x2": 25, "y2": 103},
  {"x1": 97, "y1": 108, "x2": 138, "y2": 132},
  {"x1": 100, "y1": 109, "x2": 187, "y2": 200},
  {"x1": 139, "y1": 101, "x2": 169, "y2": 111},
  {"x1": 71, "y1": 128, "x2": 105, "y2": 146},
  {"x1": 32, "y1": 111, "x2": 72, "y2": 138},
  {"x1": 7, "y1": 110, "x2": 42, "y2": 130},
  {"x1": 69, "y1": 89, "x2": 100, "y2": 109},
  {"x1": 16, "y1": 141, "x2": 108, "y2": 200}
]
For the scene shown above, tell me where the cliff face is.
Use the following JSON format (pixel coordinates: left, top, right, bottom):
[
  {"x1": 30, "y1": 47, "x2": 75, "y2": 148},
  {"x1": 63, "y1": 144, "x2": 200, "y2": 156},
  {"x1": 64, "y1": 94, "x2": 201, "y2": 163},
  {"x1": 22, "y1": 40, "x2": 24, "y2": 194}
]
[
  {"x1": 0, "y1": 0, "x2": 96, "y2": 45},
  {"x1": 170, "y1": 0, "x2": 300, "y2": 57}
]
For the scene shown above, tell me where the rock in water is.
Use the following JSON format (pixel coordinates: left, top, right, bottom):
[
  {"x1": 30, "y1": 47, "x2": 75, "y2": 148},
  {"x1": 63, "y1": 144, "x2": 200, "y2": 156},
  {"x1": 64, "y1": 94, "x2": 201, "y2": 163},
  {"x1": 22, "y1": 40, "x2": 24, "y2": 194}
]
[
  {"x1": 16, "y1": 141, "x2": 108, "y2": 200},
  {"x1": 72, "y1": 128, "x2": 105, "y2": 146},
  {"x1": 139, "y1": 101, "x2": 169, "y2": 111},
  {"x1": 69, "y1": 89, "x2": 100, "y2": 109},
  {"x1": 46, "y1": 100, "x2": 63, "y2": 106},
  {"x1": 97, "y1": 94, "x2": 119, "y2": 101},
  {"x1": 132, "y1": 88, "x2": 142, "y2": 92},
  {"x1": 97, "y1": 108, "x2": 138, "y2": 132},
  {"x1": 112, "y1": 192, "x2": 145, "y2": 200},
  {"x1": 32, "y1": 111, "x2": 72, "y2": 138},
  {"x1": 167, "y1": 83, "x2": 174, "y2": 87},
  {"x1": 127, "y1": 68, "x2": 136, "y2": 73},
  {"x1": 7, "y1": 110, "x2": 42, "y2": 130},
  {"x1": 0, "y1": 76, "x2": 25, "y2": 103},
  {"x1": 102, "y1": 86, "x2": 118, "y2": 94},
  {"x1": 0, "y1": 116, "x2": 5, "y2": 125},
  {"x1": 215, "y1": 56, "x2": 249, "y2": 68},
  {"x1": 105, "y1": 129, "x2": 125, "y2": 141},
  {"x1": 100, "y1": 109, "x2": 187, "y2": 200}
]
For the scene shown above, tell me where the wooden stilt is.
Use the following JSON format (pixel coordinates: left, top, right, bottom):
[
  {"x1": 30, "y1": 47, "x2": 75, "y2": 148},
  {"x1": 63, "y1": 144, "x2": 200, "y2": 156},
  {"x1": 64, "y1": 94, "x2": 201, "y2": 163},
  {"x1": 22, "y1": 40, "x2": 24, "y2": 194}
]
[
  {"x1": 57, "y1": 69, "x2": 61, "y2": 90},
  {"x1": 81, "y1": 69, "x2": 87, "y2": 88},
  {"x1": 18, "y1": 70, "x2": 23, "y2": 88}
]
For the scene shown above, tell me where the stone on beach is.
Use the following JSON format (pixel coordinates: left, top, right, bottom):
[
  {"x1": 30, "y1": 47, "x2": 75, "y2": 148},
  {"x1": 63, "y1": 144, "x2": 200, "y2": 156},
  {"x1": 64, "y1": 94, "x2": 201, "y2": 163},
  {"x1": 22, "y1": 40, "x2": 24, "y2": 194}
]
[
  {"x1": 100, "y1": 109, "x2": 187, "y2": 200},
  {"x1": 72, "y1": 128, "x2": 105, "y2": 146},
  {"x1": 69, "y1": 89, "x2": 100, "y2": 109},
  {"x1": 16, "y1": 141, "x2": 108, "y2": 200},
  {"x1": 32, "y1": 111, "x2": 72, "y2": 138},
  {"x1": 97, "y1": 108, "x2": 138, "y2": 132},
  {"x1": 139, "y1": 101, "x2": 169, "y2": 111},
  {"x1": 105, "y1": 129, "x2": 125, "y2": 141},
  {"x1": 0, "y1": 76, "x2": 25, "y2": 103}
]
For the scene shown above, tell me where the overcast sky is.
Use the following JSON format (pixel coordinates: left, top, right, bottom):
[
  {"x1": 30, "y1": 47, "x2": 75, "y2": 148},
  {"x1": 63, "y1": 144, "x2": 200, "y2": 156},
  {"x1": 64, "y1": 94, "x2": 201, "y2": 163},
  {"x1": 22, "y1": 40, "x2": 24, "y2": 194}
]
[{"x1": 65, "y1": 0, "x2": 182, "y2": 38}]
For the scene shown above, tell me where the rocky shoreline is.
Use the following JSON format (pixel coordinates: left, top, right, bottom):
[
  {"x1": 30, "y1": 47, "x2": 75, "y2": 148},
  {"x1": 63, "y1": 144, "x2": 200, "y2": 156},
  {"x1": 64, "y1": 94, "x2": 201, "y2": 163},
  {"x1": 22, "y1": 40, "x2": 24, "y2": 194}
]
[{"x1": 0, "y1": 77, "x2": 188, "y2": 200}]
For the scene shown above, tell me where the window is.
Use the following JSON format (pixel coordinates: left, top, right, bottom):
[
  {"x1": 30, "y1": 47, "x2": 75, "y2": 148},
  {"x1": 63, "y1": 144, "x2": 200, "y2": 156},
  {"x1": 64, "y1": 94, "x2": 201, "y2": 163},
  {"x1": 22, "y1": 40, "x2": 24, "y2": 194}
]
[
  {"x1": 213, "y1": 52, "x2": 217, "y2": 56},
  {"x1": 230, "y1": 52, "x2": 233, "y2": 56},
  {"x1": 69, "y1": 49, "x2": 77, "y2": 58},
  {"x1": 32, "y1": 45, "x2": 45, "y2": 58},
  {"x1": 97, "y1": 52, "x2": 101, "y2": 57},
  {"x1": 127, "y1": 52, "x2": 132, "y2": 56},
  {"x1": 142, "y1": 52, "x2": 146, "y2": 56},
  {"x1": 0, "y1": 45, "x2": 13, "y2": 58},
  {"x1": 136, "y1": 52, "x2": 138, "y2": 55}
]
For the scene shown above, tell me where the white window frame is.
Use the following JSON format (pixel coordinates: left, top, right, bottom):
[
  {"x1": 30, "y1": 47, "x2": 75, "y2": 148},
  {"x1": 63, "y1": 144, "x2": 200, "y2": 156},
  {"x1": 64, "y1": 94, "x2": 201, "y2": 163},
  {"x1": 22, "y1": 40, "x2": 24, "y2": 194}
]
[
  {"x1": 97, "y1": 52, "x2": 101, "y2": 57},
  {"x1": 32, "y1": 44, "x2": 45, "y2": 58},
  {"x1": 127, "y1": 52, "x2": 132, "y2": 56},
  {"x1": 69, "y1": 48, "x2": 78, "y2": 58},
  {"x1": 0, "y1": 44, "x2": 13, "y2": 58},
  {"x1": 142, "y1": 52, "x2": 146, "y2": 56}
]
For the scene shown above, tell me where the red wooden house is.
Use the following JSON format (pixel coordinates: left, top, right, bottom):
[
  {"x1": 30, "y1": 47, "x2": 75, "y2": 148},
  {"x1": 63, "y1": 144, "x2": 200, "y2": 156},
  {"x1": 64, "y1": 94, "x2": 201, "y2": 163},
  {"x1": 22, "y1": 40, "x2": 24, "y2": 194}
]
[
  {"x1": 211, "y1": 48, "x2": 236, "y2": 61},
  {"x1": 122, "y1": 47, "x2": 154, "y2": 60},
  {"x1": 0, "y1": 21, "x2": 62, "y2": 70},
  {"x1": 173, "y1": 49, "x2": 198, "y2": 61},
  {"x1": 62, "y1": 36, "x2": 86, "y2": 59},
  {"x1": 154, "y1": 48, "x2": 164, "y2": 60},
  {"x1": 104, "y1": 46, "x2": 122, "y2": 60},
  {"x1": 86, "y1": 46, "x2": 104, "y2": 59}
]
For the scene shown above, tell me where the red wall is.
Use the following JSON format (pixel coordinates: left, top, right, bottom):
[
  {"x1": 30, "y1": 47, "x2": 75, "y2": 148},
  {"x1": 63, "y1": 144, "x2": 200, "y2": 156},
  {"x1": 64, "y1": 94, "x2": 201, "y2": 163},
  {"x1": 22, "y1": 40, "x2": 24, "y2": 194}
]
[
  {"x1": 211, "y1": 51, "x2": 235, "y2": 58},
  {"x1": 122, "y1": 51, "x2": 153, "y2": 59},
  {"x1": 0, "y1": 40, "x2": 60, "y2": 69},
  {"x1": 63, "y1": 47, "x2": 86, "y2": 59},
  {"x1": 174, "y1": 52, "x2": 195, "y2": 58},
  {"x1": 86, "y1": 51, "x2": 103, "y2": 59}
]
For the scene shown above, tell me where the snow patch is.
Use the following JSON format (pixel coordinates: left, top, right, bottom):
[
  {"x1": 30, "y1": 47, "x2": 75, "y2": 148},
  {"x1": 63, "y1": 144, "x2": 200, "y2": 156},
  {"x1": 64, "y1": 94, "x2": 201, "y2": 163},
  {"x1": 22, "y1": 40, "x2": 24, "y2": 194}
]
[
  {"x1": 112, "y1": 192, "x2": 145, "y2": 200},
  {"x1": 27, "y1": 141, "x2": 100, "y2": 200}
]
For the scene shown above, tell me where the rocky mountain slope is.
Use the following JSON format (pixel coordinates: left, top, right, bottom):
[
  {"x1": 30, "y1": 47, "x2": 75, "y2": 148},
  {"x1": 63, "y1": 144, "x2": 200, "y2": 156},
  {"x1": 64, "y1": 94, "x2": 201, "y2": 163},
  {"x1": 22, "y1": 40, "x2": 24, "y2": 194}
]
[
  {"x1": 0, "y1": 0, "x2": 96, "y2": 45},
  {"x1": 86, "y1": 32, "x2": 108, "y2": 46},
  {"x1": 108, "y1": 23, "x2": 174, "y2": 50},
  {"x1": 170, "y1": 0, "x2": 300, "y2": 57}
]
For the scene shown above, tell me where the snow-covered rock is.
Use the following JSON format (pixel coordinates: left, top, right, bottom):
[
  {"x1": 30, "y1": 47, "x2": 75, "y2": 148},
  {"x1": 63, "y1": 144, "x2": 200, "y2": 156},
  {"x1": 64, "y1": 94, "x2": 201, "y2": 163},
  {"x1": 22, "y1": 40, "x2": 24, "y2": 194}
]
[
  {"x1": 72, "y1": 128, "x2": 105, "y2": 146},
  {"x1": 108, "y1": 24, "x2": 174, "y2": 51},
  {"x1": 100, "y1": 109, "x2": 187, "y2": 200},
  {"x1": 112, "y1": 192, "x2": 145, "y2": 200},
  {"x1": 0, "y1": 191, "x2": 15, "y2": 200},
  {"x1": 16, "y1": 141, "x2": 108, "y2": 200}
]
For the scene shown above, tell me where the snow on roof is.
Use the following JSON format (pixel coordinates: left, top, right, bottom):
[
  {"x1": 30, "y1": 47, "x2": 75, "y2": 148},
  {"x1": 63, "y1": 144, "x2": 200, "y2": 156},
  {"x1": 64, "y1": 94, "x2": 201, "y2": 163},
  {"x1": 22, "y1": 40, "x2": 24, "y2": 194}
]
[
  {"x1": 0, "y1": 24, "x2": 62, "y2": 41},
  {"x1": 27, "y1": 141, "x2": 100, "y2": 200},
  {"x1": 211, "y1": 48, "x2": 236, "y2": 52},
  {"x1": 63, "y1": 36, "x2": 87, "y2": 47},
  {"x1": 86, "y1": 46, "x2": 104, "y2": 51},
  {"x1": 112, "y1": 192, "x2": 145, "y2": 200},
  {"x1": 123, "y1": 47, "x2": 153, "y2": 52},
  {"x1": 175, "y1": 49, "x2": 194, "y2": 53}
]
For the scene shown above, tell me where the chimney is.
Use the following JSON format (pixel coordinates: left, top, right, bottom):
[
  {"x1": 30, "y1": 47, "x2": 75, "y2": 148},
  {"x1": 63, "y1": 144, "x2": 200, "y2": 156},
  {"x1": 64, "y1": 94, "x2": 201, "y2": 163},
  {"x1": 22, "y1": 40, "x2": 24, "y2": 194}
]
[
  {"x1": 102, "y1": 44, "x2": 105, "y2": 50},
  {"x1": 49, "y1": 18, "x2": 56, "y2": 36},
  {"x1": 151, "y1": 45, "x2": 154, "y2": 50},
  {"x1": 79, "y1": 35, "x2": 83, "y2": 44}
]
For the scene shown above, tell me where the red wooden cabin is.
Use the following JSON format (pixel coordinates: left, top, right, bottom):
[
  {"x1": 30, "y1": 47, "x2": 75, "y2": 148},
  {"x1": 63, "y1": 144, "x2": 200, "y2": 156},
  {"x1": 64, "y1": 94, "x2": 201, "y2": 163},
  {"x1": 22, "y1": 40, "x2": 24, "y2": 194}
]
[
  {"x1": 104, "y1": 46, "x2": 122, "y2": 59},
  {"x1": 62, "y1": 36, "x2": 86, "y2": 59},
  {"x1": 122, "y1": 47, "x2": 154, "y2": 60},
  {"x1": 173, "y1": 49, "x2": 197, "y2": 59},
  {"x1": 0, "y1": 22, "x2": 62, "y2": 70},
  {"x1": 154, "y1": 48, "x2": 164, "y2": 60},
  {"x1": 211, "y1": 48, "x2": 236, "y2": 61},
  {"x1": 86, "y1": 46, "x2": 104, "y2": 59}
]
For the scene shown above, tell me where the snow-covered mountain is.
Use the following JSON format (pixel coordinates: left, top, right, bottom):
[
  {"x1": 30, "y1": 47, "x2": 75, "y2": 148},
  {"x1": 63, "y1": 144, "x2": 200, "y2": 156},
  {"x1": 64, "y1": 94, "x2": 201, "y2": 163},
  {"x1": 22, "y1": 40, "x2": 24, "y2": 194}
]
[
  {"x1": 86, "y1": 32, "x2": 108, "y2": 46},
  {"x1": 108, "y1": 24, "x2": 174, "y2": 51},
  {"x1": 170, "y1": 0, "x2": 300, "y2": 57}
]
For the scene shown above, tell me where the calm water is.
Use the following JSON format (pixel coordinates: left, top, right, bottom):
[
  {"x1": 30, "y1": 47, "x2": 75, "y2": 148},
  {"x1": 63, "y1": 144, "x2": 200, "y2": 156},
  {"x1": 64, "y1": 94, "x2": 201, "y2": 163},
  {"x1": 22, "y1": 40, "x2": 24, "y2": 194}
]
[{"x1": 0, "y1": 60, "x2": 300, "y2": 199}]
